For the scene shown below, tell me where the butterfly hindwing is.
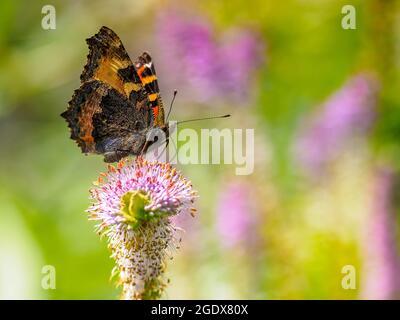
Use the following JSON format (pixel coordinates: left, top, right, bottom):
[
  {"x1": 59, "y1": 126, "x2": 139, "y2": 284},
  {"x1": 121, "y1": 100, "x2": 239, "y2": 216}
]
[
  {"x1": 61, "y1": 80, "x2": 150, "y2": 156},
  {"x1": 61, "y1": 80, "x2": 106, "y2": 153}
]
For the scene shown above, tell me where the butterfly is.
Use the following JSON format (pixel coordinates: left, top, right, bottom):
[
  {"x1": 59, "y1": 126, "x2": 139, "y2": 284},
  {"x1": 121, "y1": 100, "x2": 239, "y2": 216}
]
[{"x1": 61, "y1": 26, "x2": 168, "y2": 163}]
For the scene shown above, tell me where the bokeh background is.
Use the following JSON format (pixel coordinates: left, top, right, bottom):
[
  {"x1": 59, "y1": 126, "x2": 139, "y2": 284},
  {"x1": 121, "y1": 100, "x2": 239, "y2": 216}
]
[{"x1": 1, "y1": 0, "x2": 400, "y2": 299}]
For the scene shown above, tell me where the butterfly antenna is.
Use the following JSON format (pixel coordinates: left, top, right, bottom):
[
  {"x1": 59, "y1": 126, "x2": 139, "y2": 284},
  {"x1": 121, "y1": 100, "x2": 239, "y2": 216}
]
[
  {"x1": 177, "y1": 114, "x2": 230, "y2": 125},
  {"x1": 166, "y1": 89, "x2": 178, "y2": 121}
]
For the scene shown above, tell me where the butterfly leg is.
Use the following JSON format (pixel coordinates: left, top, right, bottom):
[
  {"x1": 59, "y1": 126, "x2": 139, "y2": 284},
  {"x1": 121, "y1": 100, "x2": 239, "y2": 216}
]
[{"x1": 103, "y1": 150, "x2": 129, "y2": 163}]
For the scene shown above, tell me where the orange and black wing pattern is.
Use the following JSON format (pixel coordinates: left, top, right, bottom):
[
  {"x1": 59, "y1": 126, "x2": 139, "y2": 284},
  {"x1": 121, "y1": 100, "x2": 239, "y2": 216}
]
[
  {"x1": 80, "y1": 26, "x2": 143, "y2": 98},
  {"x1": 61, "y1": 27, "x2": 152, "y2": 158},
  {"x1": 135, "y1": 52, "x2": 166, "y2": 128}
]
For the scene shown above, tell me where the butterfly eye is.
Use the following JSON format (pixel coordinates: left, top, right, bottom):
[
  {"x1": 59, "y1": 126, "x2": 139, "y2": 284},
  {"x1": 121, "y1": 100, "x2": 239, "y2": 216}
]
[{"x1": 134, "y1": 120, "x2": 143, "y2": 130}]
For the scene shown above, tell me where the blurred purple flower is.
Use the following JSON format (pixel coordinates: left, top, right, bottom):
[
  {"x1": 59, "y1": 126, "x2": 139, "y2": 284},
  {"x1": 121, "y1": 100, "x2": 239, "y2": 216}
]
[
  {"x1": 216, "y1": 181, "x2": 257, "y2": 248},
  {"x1": 156, "y1": 10, "x2": 264, "y2": 104},
  {"x1": 362, "y1": 168, "x2": 400, "y2": 300},
  {"x1": 295, "y1": 75, "x2": 377, "y2": 175}
]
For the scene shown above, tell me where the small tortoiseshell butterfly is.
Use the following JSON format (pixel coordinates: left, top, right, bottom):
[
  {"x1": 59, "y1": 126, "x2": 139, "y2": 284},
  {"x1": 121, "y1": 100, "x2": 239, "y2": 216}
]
[{"x1": 61, "y1": 26, "x2": 168, "y2": 163}]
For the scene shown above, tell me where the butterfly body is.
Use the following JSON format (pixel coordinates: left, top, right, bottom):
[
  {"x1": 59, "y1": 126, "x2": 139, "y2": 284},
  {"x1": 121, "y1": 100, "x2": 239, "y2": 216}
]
[{"x1": 61, "y1": 26, "x2": 167, "y2": 162}]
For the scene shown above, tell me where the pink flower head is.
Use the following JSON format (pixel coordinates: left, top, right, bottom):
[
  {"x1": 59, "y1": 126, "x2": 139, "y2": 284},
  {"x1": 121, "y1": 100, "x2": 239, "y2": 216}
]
[{"x1": 87, "y1": 157, "x2": 197, "y2": 299}]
